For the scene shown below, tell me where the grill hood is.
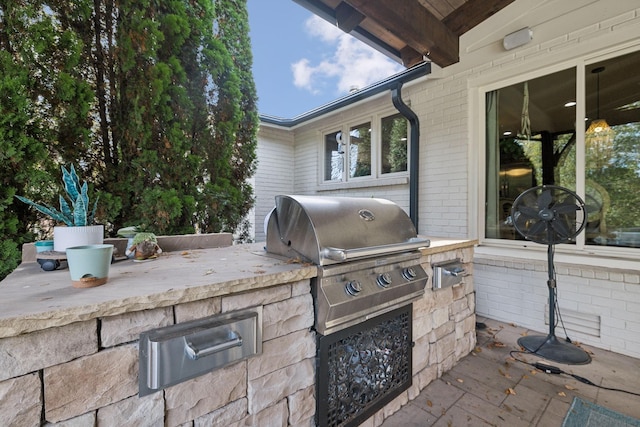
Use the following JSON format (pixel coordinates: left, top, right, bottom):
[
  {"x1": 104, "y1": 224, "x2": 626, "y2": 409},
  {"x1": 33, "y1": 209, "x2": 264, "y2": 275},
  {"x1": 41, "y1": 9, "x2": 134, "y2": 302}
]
[{"x1": 265, "y1": 195, "x2": 430, "y2": 265}]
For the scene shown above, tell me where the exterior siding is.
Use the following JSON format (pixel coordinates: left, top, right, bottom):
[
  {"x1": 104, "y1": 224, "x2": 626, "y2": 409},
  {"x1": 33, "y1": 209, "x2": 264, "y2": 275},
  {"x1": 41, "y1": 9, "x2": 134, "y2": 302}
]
[{"x1": 253, "y1": 126, "x2": 294, "y2": 242}]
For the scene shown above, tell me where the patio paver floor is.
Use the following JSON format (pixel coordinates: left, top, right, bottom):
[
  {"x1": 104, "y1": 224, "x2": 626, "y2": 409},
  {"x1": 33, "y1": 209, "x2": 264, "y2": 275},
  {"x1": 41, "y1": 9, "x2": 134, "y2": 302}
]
[{"x1": 381, "y1": 317, "x2": 640, "y2": 426}]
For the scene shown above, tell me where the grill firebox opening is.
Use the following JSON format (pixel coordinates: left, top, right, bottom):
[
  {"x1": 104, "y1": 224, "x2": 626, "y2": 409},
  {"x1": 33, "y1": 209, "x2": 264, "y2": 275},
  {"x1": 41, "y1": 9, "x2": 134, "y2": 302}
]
[{"x1": 316, "y1": 305, "x2": 413, "y2": 427}]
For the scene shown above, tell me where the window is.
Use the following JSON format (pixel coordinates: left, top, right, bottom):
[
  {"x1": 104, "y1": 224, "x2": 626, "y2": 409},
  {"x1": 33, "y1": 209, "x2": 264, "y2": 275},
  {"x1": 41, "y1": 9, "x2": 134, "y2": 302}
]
[
  {"x1": 323, "y1": 114, "x2": 408, "y2": 183},
  {"x1": 485, "y1": 50, "x2": 640, "y2": 249},
  {"x1": 381, "y1": 113, "x2": 408, "y2": 174},
  {"x1": 349, "y1": 122, "x2": 371, "y2": 178}
]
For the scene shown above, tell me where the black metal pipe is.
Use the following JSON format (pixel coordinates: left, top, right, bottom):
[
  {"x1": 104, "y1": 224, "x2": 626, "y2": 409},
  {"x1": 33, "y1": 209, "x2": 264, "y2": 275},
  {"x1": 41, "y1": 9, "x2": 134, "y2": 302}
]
[{"x1": 391, "y1": 82, "x2": 420, "y2": 230}]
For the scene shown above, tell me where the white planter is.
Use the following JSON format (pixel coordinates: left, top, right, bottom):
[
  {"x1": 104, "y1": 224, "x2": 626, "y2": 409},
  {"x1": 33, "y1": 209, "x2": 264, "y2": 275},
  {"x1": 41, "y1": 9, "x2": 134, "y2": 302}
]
[{"x1": 54, "y1": 225, "x2": 105, "y2": 252}]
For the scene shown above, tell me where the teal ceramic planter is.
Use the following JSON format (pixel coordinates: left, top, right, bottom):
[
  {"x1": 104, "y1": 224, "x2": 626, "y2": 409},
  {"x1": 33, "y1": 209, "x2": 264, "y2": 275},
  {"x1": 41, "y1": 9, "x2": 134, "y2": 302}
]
[
  {"x1": 66, "y1": 244, "x2": 114, "y2": 288},
  {"x1": 34, "y1": 240, "x2": 54, "y2": 253}
]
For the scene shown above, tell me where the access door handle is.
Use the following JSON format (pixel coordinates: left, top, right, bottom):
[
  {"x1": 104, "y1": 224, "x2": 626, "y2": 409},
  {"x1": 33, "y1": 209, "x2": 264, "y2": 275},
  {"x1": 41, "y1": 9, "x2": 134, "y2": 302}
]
[{"x1": 184, "y1": 331, "x2": 243, "y2": 360}]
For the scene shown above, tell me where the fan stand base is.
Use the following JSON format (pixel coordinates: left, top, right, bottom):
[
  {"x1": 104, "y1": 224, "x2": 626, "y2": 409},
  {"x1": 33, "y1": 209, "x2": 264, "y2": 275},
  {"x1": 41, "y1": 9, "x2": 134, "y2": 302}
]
[{"x1": 518, "y1": 334, "x2": 591, "y2": 365}]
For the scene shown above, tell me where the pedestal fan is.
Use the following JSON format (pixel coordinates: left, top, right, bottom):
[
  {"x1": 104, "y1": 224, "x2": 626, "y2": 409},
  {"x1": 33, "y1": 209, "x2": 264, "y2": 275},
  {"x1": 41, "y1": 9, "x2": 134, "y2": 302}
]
[{"x1": 511, "y1": 185, "x2": 591, "y2": 365}]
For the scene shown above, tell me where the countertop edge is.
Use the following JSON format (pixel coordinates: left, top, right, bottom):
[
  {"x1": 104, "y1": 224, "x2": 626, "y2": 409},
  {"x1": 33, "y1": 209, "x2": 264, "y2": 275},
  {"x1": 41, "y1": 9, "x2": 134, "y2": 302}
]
[{"x1": 0, "y1": 239, "x2": 475, "y2": 338}]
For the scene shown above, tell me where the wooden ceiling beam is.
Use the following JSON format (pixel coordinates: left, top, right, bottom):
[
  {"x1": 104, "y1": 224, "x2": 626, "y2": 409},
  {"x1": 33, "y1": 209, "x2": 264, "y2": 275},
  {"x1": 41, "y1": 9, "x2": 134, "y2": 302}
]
[
  {"x1": 335, "y1": 2, "x2": 365, "y2": 33},
  {"x1": 400, "y1": 46, "x2": 425, "y2": 68},
  {"x1": 444, "y1": 0, "x2": 516, "y2": 35},
  {"x1": 344, "y1": 0, "x2": 459, "y2": 67}
]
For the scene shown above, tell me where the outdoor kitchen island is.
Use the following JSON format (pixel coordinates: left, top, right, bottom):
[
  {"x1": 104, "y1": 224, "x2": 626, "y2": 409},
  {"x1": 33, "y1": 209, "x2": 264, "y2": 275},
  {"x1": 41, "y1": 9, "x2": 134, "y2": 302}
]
[{"x1": 0, "y1": 238, "x2": 476, "y2": 427}]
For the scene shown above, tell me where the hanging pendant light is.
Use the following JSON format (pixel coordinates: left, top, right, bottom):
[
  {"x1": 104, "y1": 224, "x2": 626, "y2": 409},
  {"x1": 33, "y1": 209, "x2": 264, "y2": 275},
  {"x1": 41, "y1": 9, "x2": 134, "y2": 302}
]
[{"x1": 585, "y1": 66, "x2": 614, "y2": 169}]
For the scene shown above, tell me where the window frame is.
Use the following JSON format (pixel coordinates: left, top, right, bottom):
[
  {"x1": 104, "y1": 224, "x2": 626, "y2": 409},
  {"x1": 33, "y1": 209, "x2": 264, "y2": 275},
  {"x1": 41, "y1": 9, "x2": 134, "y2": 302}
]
[
  {"x1": 476, "y1": 45, "x2": 640, "y2": 260},
  {"x1": 318, "y1": 109, "x2": 410, "y2": 190}
]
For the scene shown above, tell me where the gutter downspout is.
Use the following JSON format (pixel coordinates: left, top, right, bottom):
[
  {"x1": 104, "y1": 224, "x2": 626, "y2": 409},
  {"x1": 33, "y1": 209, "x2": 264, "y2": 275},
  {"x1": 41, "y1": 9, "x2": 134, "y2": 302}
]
[{"x1": 391, "y1": 82, "x2": 420, "y2": 230}]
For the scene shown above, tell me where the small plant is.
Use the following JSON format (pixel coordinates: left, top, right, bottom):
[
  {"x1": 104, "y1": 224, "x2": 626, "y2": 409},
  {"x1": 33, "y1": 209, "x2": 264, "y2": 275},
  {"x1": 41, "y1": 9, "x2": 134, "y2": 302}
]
[
  {"x1": 126, "y1": 232, "x2": 162, "y2": 260},
  {"x1": 16, "y1": 164, "x2": 99, "y2": 227}
]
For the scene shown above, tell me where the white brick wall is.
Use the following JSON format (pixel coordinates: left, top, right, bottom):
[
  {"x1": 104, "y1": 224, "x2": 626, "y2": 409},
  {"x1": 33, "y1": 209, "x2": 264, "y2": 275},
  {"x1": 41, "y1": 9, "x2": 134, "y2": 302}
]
[
  {"x1": 475, "y1": 255, "x2": 640, "y2": 358},
  {"x1": 253, "y1": 126, "x2": 294, "y2": 242}
]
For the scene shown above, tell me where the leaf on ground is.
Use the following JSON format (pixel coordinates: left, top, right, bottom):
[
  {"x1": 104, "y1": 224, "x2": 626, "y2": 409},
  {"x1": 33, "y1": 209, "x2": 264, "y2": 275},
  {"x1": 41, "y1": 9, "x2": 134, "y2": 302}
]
[
  {"x1": 474, "y1": 346, "x2": 482, "y2": 353},
  {"x1": 487, "y1": 341, "x2": 503, "y2": 349},
  {"x1": 181, "y1": 251, "x2": 190, "y2": 256},
  {"x1": 498, "y1": 368, "x2": 512, "y2": 379},
  {"x1": 426, "y1": 399, "x2": 433, "y2": 407},
  {"x1": 558, "y1": 391, "x2": 567, "y2": 397},
  {"x1": 505, "y1": 387, "x2": 517, "y2": 395},
  {"x1": 564, "y1": 384, "x2": 577, "y2": 390},
  {"x1": 456, "y1": 378, "x2": 464, "y2": 383}
]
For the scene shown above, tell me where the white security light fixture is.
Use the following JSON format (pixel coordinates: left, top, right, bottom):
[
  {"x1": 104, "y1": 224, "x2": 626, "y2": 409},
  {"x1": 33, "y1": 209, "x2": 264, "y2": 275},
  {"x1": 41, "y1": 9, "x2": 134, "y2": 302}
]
[{"x1": 503, "y1": 27, "x2": 533, "y2": 51}]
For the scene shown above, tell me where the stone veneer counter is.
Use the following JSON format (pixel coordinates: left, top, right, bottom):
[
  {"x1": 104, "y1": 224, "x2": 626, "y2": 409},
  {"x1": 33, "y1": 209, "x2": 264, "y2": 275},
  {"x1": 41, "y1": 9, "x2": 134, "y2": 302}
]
[
  {"x1": 0, "y1": 243, "x2": 317, "y2": 338},
  {"x1": 0, "y1": 237, "x2": 476, "y2": 426}
]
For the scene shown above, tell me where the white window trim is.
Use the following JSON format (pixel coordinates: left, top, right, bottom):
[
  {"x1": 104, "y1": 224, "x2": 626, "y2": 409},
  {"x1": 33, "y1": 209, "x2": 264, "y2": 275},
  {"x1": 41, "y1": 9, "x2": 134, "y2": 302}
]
[
  {"x1": 317, "y1": 108, "x2": 410, "y2": 190},
  {"x1": 472, "y1": 43, "x2": 640, "y2": 262}
]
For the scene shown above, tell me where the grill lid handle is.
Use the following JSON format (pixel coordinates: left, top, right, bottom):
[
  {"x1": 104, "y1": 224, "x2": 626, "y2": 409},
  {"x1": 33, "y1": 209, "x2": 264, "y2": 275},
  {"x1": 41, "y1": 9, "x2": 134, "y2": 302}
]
[{"x1": 321, "y1": 238, "x2": 430, "y2": 262}]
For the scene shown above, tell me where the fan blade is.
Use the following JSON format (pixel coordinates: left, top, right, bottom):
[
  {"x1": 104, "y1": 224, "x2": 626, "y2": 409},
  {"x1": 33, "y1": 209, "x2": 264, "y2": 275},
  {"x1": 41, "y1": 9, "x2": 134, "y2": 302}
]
[
  {"x1": 520, "y1": 191, "x2": 539, "y2": 208},
  {"x1": 551, "y1": 218, "x2": 572, "y2": 239},
  {"x1": 553, "y1": 201, "x2": 579, "y2": 214},
  {"x1": 529, "y1": 220, "x2": 548, "y2": 236},
  {"x1": 537, "y1": 189, "x2": 553, "y2": 208},
  {"x1": 517, "y1": 205, "x2": 540, "y2": 220}
]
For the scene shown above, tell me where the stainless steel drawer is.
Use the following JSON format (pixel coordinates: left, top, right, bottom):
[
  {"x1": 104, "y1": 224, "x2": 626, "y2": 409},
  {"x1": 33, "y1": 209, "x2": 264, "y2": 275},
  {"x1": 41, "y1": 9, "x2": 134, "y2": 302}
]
[
  {"x1": 139, "y1": 307, "x2": 262, "y2": 396},
  {"x1": 432, "y1": 259, "x2": 466, "y2": 289}
]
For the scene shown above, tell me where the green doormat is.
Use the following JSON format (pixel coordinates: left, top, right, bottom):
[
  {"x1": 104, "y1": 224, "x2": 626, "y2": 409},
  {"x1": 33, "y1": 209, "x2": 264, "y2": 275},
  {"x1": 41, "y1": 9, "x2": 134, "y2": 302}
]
[{"x1": 563, "y1": 397, "x2": 640, "y2": 427}]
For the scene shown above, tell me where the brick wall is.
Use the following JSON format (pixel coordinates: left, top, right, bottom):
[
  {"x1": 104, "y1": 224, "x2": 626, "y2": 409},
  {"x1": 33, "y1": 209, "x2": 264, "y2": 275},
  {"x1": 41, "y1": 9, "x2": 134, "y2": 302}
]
[
  {"x1": 475, "y1": 255, "x2": 640, "y2": 359},
  {"x1": 254, "y1": 126, "x2": 295, "y2": 242}
]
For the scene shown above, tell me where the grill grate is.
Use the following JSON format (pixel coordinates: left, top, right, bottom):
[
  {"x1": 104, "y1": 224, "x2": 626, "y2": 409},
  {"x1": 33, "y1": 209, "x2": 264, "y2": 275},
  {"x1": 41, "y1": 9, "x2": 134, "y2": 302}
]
[{"x1": 317, "y1": 305, "x2": 412, "y2": 427}]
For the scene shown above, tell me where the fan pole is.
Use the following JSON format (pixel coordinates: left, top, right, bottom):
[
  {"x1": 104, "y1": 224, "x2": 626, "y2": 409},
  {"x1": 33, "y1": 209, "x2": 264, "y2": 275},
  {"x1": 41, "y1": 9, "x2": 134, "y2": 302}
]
[
  {"x1": 517, "y1": 242, "x2": 591, "y2": 365},
  {"x1": 547, "y1": 244, "x2": 556, "y2": 337}
]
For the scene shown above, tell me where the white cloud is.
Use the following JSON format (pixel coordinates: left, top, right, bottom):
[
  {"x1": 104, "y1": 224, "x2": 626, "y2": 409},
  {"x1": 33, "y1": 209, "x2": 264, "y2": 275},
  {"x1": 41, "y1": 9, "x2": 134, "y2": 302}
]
[{"x1": 291, "y1": 15, "x2": 404, "y2": 96}]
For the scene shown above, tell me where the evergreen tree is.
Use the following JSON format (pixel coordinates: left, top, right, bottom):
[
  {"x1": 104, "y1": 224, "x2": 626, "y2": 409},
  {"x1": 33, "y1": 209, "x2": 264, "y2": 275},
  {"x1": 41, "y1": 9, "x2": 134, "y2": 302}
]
[{"x1": 0, "y1": 0, "x2": 258, "y2": 279}]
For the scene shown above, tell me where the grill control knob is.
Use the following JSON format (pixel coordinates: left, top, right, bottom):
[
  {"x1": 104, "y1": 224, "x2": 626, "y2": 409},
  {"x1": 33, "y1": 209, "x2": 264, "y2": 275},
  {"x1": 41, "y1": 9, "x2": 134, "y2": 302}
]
[
  {"x1": 376, "y1": 273, "x2": 392, "y2": 288},
  {"x1": 402, "y1": 267, "x2": 417, "y2": 281},
  {"x1": 345, "y1": 280, "x2": 362, "y2": 296}
]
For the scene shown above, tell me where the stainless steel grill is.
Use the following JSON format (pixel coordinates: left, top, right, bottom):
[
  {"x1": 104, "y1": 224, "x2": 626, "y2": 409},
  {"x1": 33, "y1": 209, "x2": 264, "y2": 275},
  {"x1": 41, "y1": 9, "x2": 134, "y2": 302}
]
[
  {"x1": 265, "y1": 195, "x2": 430, "y2": 335},
  {"x1": 265, "y1": 195, "x2": 430, "y2": 426}
]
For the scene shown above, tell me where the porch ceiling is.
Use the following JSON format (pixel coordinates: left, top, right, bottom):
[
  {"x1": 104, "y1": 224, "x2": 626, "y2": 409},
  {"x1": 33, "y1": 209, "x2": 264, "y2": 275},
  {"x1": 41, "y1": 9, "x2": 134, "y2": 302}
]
[{"x1": 292, "y1": 0, "x2": 515, "y2": 68}]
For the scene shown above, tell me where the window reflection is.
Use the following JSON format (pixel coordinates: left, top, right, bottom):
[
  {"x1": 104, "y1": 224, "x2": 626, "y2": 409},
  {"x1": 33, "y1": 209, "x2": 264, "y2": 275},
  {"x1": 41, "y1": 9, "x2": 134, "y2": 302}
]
[{"x1": 485, "y1": 49, "x2": 640, "y2": 249}]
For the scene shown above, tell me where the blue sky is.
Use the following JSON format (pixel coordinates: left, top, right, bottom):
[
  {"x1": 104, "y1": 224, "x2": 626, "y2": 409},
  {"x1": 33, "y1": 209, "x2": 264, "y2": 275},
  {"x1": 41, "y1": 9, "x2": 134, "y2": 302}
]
[{"x1": 247, "y1": 0, "x2": 404, "y2": 118}]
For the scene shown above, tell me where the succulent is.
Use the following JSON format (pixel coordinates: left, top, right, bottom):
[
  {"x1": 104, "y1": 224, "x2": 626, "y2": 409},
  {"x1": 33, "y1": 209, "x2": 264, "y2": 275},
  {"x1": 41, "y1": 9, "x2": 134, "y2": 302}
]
[
  {"x1": 131, "y1": 232, "x2": 157, "y2": 245},
  {"x1": 16, "y1": 164, "x2": 99, "y2": 227}
]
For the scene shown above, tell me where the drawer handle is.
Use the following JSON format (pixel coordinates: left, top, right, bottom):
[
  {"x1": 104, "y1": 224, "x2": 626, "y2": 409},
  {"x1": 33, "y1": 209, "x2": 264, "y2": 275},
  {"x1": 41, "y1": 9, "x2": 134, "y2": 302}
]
[
  {"x1": 184, "y1": 331, "x2": 243, "y2": 360},
  {"x1": 444, "y1": 267, "x2": 465, "y2": 277}
]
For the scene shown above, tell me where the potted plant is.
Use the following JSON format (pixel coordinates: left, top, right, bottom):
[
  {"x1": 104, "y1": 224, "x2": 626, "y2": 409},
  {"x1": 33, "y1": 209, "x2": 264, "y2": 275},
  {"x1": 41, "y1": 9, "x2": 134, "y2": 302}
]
[
  {"x1": 16, "y1": 164, "x2": 103, "y2": 252},
  {"x1": 125, "y1": 232, "x2": 162, "y2": 261}
]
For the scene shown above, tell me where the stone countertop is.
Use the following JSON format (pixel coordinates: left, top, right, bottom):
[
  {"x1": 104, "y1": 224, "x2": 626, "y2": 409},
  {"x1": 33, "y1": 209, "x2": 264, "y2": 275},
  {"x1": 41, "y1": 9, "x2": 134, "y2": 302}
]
[
  {"x1": 420, "y1": 238, "x2": 478, "y2": 255},
  {"x1": 0, "y1": 243, "x2": 316, "y2": 338},
  {"x1": 0, "y1": 238, "x2": 476, "y2": 339}
]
